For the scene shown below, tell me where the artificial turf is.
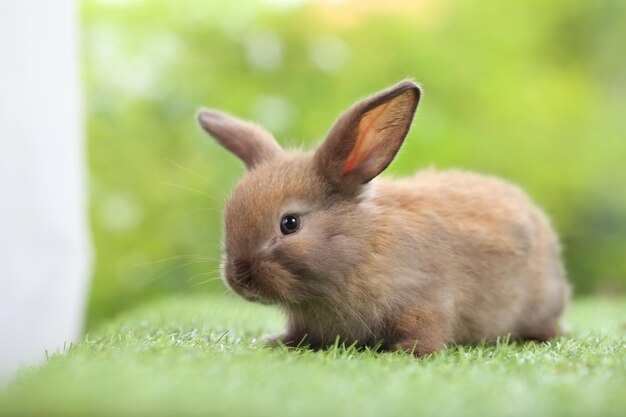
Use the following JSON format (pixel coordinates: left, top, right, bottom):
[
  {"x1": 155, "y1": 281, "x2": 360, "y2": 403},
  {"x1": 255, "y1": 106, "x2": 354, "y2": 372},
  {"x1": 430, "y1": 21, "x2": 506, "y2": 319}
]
[{"x1": 1, "y1": 294, "x2": 624, "y2": 417}]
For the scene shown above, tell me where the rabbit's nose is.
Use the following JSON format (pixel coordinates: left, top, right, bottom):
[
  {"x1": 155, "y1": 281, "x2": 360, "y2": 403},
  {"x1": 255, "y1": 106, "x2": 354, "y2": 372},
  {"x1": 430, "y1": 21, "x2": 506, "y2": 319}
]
[{"x1": 232, "y1": 259, "x2": 254, "y2": 288}]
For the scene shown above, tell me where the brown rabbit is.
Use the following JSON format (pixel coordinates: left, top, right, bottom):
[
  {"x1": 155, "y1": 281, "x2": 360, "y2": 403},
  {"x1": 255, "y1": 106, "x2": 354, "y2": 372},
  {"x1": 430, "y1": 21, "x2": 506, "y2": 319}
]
[{"x1": 197, "y1": 80, "x2": 570, "y2": 356}]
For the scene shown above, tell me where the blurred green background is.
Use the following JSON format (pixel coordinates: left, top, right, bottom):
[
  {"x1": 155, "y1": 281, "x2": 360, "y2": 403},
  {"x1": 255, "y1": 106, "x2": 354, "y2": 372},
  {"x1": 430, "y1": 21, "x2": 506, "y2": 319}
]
[{"x1": 83, "y1": 0, "x2": 626, "y2": 328}]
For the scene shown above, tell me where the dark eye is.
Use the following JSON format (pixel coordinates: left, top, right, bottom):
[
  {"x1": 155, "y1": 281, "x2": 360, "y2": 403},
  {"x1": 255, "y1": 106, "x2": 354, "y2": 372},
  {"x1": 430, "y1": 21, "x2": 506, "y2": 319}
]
[{"x1": 280, "y1": 214, "x2": 300, "y2": 235}]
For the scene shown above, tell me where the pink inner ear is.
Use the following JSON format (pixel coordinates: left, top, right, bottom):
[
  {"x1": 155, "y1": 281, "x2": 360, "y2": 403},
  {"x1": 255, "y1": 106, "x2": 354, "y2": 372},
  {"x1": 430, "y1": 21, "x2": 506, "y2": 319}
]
[{"x1": 341, "y1": 100, "x2": 393, "y2": 176}]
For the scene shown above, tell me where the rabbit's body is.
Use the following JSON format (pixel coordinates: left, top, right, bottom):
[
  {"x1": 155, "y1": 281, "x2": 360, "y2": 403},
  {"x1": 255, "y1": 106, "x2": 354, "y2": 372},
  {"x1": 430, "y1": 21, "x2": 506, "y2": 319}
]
[
  {"x1": 198, "y1": 80, "x2": 570, "y2": 355},
  {"x1": 287, "y1": 169, "x2": 568, "y2": 351}
]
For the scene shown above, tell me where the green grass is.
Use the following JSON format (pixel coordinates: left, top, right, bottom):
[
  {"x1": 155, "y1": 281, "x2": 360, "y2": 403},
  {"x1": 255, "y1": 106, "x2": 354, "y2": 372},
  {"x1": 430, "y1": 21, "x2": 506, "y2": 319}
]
[{"x1": 1, "y1": 295, "x2": 625, "y2": 417}]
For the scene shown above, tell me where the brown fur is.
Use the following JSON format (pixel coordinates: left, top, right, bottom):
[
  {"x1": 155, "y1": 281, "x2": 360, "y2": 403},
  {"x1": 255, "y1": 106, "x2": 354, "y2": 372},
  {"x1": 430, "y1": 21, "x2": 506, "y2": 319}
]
[{"x1": 197, "y1": 80, "x2": 571, "y2": 356}]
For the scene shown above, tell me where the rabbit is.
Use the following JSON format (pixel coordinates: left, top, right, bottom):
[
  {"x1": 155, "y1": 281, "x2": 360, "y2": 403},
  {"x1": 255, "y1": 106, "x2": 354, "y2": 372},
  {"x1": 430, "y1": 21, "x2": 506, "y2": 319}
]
[{"x1": 197, "y1": 80, "x2": 571, "y2": 356}]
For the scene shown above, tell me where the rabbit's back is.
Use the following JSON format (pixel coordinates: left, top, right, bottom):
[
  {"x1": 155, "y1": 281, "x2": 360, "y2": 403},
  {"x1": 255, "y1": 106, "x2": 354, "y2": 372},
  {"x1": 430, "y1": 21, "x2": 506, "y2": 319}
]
[{"x1": 372, "y1": 169, "x2": 569, "y2": 343}]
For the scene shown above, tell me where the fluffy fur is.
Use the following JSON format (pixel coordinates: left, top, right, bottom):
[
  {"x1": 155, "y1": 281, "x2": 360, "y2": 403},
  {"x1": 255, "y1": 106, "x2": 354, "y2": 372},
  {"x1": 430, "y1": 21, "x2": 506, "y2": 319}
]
[{"x1": 198, "y1": 80, "x2": 570, "y2": 356}]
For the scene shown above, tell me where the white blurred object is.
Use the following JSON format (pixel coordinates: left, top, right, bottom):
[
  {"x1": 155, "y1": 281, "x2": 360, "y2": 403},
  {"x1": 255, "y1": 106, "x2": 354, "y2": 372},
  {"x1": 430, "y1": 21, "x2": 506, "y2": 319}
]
[
  {"x1": 0, "y1": 0, "x2": 90, "y2": 380},
  {"x1": 244, "y1": 29, "x2": 283, "y2": 72},
  {"x1": 250, "y1": 95, "x2": 295, "y2": 134},
  {"x1": 308, "y1": 35, "x2": 350, "y2": 73}
]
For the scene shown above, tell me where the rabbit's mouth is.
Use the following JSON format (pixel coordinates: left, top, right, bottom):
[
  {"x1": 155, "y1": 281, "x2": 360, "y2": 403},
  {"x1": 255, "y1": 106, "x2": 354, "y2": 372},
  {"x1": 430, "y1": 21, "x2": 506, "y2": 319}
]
[
  {"x1": 238, "y1": 292, "x2": 274, "y2": 305},
  {"x1": 223, "y1": 258, "x2": 302, "y2": 304}
]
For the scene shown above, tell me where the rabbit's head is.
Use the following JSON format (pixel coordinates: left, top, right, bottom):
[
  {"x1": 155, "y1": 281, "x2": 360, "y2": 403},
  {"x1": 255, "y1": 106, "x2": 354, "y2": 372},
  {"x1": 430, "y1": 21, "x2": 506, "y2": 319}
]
[{"x1": 198, "y1": 81, "x2": 420, "y2": 305}]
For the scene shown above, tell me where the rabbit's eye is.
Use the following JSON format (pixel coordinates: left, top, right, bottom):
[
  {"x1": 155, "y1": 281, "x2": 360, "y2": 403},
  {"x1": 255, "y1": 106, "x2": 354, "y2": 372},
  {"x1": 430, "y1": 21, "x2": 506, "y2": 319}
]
[{"x1": 280, "y1": 214, "x2": 300, "y2": 235}]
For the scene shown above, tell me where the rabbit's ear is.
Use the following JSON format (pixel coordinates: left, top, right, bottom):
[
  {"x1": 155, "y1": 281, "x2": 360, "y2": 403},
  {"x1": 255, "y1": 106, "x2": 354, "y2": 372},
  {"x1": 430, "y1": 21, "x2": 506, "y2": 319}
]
[
  {"x1": 314, "y1": 81, "x2": 420, "y2": 188},
  {"x1": 197, "y1": 109, "x2": 282, "y2": 170}
]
